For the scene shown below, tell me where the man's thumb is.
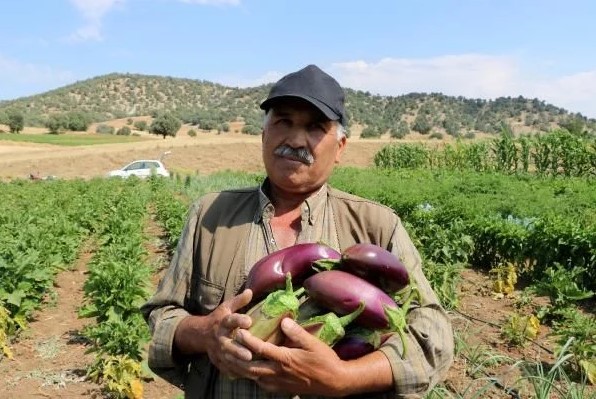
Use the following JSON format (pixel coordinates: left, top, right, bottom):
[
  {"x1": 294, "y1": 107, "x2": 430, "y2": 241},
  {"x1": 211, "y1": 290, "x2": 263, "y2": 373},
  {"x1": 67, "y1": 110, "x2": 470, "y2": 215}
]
[{"x1": 228, "y1": 289, "x2": 253, "y2": 312}]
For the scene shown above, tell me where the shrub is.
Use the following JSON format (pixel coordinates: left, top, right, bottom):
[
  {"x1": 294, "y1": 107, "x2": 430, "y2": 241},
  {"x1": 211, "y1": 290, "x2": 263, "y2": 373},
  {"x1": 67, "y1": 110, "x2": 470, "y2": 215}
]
[
  {"x1": 429, "y1": 132, "x2": 444, "y2": 140},
  {"x1": 360, "y1": 126, "x2": 381, "y2": 138},
  {"x1": 127, "y1": 118, "x2": 133, "y2": 125},
  {"x1": 133, "y1": 121, "x2": 147, "y2": 131},
  {"x1": 65, "y1": 111, "x2": 91, "y2": 131},
  {"x1": 116, "y1": 126, "x2": 131, "y2": 136},
  {"x1": 96, "y1": 124, "x2": 115, "y2": 134},
  {"x1": 242, "y1": 124, "x2": 261, "y2": 135},
  {"x1": 390, "y1": 121, "x2": 409, "y2": 139},
  {"x1": 464, "y1": 132, "x2": 476, "y2": 139},
  {"x1": 188, "y1": 129, "x2": 197, "y2": 137},
  {"x1": 46, "y1": 114, "x2": 68, "y2": 134}
]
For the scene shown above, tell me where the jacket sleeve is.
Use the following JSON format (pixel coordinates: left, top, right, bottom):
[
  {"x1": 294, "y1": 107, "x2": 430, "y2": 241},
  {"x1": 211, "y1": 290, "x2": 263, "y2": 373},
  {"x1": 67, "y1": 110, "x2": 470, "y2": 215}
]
[
  {"x1": 140, "y1": 200, "x2": 202, "y2": 387},
  {"x1": 376, "y1": 216, "x2": 454, "y2": 398}
]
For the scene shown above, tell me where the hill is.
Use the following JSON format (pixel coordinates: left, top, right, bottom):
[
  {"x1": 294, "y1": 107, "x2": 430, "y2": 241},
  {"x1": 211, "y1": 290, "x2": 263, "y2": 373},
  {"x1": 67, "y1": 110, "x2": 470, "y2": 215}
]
[{"x1": 0, "y1": 73, "x2": 595, "y2": 138}]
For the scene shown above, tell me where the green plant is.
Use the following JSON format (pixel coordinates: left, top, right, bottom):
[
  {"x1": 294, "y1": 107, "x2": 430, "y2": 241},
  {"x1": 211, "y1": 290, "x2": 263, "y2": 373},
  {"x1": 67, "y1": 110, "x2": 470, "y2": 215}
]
[
  {"x1": 552, "y1": 308, "x2": 596, "y2": 383},
  {"x1": 96, "y1": 124, "x2": 115, "y2": 134},
  {"x1": 515, "y1": 338, "x2": 594, "y2": 399},
  {"x1": 187, "y1": 128, "x2": 197, "y2": 137},
  {"x1": 133, "y1": 120, "x2": 147, "y2": 131},
  {"x1": 423, "y1": 261, "x2": 462, "y2": 310},
  {"x1": 535, "y1": 264, "x2": 594, "y2": 312},
  {"x1": 116, "y1": 126, "x2": 131, "y2": 136}
]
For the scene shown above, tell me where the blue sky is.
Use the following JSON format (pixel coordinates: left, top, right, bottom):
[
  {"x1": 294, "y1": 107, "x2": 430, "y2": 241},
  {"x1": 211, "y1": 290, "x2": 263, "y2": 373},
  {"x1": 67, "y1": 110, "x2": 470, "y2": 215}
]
[{"x1": 1, "y1": 0, "x2": 596, "y2": 118}]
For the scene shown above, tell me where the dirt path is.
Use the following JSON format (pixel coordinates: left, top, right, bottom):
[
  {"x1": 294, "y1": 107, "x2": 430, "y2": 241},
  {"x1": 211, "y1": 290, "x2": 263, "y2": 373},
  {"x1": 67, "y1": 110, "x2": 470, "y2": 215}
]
[
  {"x1": 142, "y1": 210, "x2": 183, "y2": 399},
  {"x1": 0, "y1": 244, "x2": 100, "y2": 398},
  {"x1": 0, "y1": 133, "x2": 397, "y2": 180}
]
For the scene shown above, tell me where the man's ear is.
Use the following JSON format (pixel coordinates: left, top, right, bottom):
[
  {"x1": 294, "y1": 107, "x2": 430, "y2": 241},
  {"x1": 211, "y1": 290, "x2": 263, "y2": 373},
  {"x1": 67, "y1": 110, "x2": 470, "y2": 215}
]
[{"x1": 335, "y1": 135, "x2": 347, "y2": 164}]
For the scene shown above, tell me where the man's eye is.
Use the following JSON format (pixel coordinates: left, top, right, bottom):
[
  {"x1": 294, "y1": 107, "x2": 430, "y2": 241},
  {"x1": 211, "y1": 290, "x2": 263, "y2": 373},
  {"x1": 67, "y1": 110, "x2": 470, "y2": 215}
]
[
  {"x1": 309, "y1": 123, "x2": 326, "y2": 132},
  {"x1": 276, "y1": 118, "x2": 291, "y2": 126}
]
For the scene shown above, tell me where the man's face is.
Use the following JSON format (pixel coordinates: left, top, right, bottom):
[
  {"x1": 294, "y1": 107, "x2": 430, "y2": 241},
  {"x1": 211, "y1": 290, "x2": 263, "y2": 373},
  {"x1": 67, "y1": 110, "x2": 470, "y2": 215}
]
[{"x1": 262, "y1": 98, "x2": 347, "y2": 195}]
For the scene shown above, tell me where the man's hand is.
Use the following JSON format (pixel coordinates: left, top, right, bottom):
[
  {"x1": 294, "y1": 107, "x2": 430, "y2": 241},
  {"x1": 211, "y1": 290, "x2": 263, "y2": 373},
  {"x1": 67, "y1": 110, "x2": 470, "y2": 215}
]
[
  {"x1": 234, "y1": 317, "x2": 350, "y2": 396},
  {"x1": 174, "y1": 289, "x2": 262, "y2": 379}
]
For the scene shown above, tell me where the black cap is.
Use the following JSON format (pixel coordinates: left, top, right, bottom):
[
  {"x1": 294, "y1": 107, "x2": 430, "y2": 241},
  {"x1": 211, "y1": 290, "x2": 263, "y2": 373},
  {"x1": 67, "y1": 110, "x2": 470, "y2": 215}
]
[{"x1": 260, "y1": 64, "x2": 346, "y2": 127}]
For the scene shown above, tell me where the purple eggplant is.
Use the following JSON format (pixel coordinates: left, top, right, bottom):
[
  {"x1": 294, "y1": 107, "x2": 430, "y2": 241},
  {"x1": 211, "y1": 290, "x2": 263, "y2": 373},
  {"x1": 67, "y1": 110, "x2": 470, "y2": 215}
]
[
  {"x1": 303, "y1": 270, "x2": 399, "y2": 330},
  {"x1": 340, "y1": 243, "x2": 409, "y2": 294},
  {"x1": 332, "y1": 328, "x2": 390, "y2": 360},
  {"x1": 245, "y1": 243, "x2": 340, "y2": 299},
  {"x1": 333, "y1": 335, "x2": 376, "y2": 360}
]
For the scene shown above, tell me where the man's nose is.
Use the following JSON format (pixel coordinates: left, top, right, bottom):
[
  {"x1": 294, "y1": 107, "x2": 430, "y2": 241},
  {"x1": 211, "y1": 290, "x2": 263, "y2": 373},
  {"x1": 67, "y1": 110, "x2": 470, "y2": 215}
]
[{"x1": 284, "y1": 125, "x2": 309, "y2": 147}]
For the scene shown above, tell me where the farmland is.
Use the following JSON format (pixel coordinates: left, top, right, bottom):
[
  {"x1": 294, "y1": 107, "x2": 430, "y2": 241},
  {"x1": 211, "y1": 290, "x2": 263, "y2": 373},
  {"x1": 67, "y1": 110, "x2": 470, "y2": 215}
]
[{"x1": 0, "y1": 135, "x2": 594, "y2": 398}]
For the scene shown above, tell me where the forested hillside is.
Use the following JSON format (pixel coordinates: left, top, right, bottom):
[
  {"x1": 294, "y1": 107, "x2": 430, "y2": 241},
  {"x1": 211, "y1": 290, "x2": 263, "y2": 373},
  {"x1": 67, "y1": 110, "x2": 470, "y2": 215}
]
[{"x1": 1, "y1": 73, "x2": 594, "y2": 137}]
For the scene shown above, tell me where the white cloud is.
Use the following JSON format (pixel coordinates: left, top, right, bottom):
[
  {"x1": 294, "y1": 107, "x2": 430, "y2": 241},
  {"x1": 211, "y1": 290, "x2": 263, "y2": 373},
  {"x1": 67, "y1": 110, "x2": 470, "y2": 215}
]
[
  {"x1": 328, "y1": 56, "x2": 596, "y2": 118},
  {"x1": 179, "y1": 0, "x2": 241, "y2": 5},
  {"x1": 0, "y1": 54, "x2": 76, "y2": 99},
  {"x1": 67, "y1": 0, "x2": 124, "y2": 42}
]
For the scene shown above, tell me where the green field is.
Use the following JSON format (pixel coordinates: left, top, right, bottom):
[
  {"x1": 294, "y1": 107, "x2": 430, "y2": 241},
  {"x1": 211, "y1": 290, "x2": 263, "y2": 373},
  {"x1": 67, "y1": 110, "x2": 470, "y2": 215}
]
[
  {"x1": 1, "y1": 162, "x2": 594, "y2": 398},
  {"x1": 0, "y1": 132, "x2": 150, "y2": 146}
]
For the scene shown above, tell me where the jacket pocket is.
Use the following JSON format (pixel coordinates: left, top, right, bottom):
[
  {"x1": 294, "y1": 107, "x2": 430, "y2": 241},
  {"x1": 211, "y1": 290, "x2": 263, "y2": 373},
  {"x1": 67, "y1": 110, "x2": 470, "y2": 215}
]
[{"x1": 195, "y1": 277, "x2": 225, "y2": 315}]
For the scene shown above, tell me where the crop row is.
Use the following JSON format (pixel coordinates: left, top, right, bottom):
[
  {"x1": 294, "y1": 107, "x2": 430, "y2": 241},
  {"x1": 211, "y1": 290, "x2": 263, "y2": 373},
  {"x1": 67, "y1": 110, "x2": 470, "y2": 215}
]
[
  {"x1": 78, "y1": 179, "x2": 154, "y2": 399},
  {"x1": 375, "y1": 130, "x2": 596, "y2": 177}
]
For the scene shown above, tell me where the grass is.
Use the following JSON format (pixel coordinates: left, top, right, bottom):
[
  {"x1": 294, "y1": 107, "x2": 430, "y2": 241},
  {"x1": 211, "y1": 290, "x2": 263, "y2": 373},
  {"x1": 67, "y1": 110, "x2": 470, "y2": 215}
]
[{"x1": 0, "y1": 132, "x2": 149, "y2": 146}]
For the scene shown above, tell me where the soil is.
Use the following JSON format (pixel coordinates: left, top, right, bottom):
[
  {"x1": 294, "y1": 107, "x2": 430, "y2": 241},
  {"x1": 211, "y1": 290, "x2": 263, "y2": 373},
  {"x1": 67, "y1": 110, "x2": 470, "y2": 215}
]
[{"x1": 0, "y1": 243, "x2": 101, "y2": 398}]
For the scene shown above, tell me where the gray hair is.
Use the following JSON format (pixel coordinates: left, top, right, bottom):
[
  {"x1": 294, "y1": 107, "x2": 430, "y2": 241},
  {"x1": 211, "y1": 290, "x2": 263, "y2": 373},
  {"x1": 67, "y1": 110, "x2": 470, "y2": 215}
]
[{"x1": 263, "y1": 111, "x2": 346, "y2": 141}]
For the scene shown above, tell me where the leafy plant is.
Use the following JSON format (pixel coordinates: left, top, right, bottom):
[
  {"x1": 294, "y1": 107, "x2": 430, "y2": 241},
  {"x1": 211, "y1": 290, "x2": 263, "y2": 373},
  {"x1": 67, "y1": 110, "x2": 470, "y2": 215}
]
[
  {"x1": 490, "y1": 262, "x2": 518, "y2": 296},
  {"x1": 501, "y1": 312, "x2": 540, "y2": 346},
  {"x1": 87, "y1": 355, "x2": 145, "y2": 399},
  {"x1": 552, "y1": 308, "x2": 596, "y2": 383},
  {"x1": 535, "y1": 264, "x2": 594, "y2": 312}
]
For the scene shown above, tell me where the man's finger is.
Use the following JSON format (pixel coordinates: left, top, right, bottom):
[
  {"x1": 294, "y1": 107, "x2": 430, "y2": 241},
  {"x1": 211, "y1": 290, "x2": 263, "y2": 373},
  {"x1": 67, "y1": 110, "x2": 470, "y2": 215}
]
[
  {"x1": 221, "y1": 314, "x2": 252, "y2": 330},
  {"x1": 235, "y1": 329, "x2": 288, "y2": 363},
  {"x1": 225, "y1": 289, "x2": 253, "y2": 313}
]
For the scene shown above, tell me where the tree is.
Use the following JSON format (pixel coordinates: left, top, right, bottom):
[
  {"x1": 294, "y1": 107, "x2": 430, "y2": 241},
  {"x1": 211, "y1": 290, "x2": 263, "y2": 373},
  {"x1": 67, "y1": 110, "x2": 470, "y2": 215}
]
[
  {"x1": 150, "y1": 113, "x2": 181, "y2": 139},
  {"x1": 412, "y1": 113, "x2": 432, "y2": 134},
  {"x1": 7, "y1": 112, "x2": 25, "y2": 133}
]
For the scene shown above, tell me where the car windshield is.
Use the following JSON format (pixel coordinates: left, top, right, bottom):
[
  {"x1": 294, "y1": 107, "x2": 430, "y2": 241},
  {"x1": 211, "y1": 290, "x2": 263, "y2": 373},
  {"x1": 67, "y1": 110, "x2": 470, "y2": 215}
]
[{"x1": 124, "y1": 162, "x2": 144, "y2": 171}]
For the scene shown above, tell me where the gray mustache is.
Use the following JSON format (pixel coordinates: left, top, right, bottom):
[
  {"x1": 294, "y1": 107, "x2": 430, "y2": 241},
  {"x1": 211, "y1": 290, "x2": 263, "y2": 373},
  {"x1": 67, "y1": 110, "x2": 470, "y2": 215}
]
[{"x1": 274, "y1": 145, "x2": 314, "y2": 165}]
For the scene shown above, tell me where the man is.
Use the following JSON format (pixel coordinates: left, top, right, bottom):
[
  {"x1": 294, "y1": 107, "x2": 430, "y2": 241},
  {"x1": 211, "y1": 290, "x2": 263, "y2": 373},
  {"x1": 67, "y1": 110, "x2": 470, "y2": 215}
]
[{"x1": 141, "y1": 64, "x2": 454, "y2": 398}]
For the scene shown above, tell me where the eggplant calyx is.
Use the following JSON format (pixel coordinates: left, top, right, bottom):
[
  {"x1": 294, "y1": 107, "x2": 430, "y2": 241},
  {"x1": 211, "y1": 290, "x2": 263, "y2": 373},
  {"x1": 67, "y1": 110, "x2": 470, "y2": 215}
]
[
  {"x1": 301, "y1": 302, "x2": 366, "y2": 346},
  {"x1": 261, "y1": 273, "x2": 300, "y2": 319}
]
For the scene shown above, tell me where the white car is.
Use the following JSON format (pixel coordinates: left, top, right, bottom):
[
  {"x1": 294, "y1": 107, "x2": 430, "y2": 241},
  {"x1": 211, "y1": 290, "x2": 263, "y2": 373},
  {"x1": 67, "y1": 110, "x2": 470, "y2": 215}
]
[{"x1": 107, "y1": 160, "x2": 170, "y2": 179}]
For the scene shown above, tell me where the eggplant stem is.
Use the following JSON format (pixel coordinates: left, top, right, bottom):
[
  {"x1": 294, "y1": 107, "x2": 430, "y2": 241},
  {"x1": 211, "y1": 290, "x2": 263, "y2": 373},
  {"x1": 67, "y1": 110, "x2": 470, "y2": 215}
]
[
  {"x1": 312, "y1": 259, "x2": 340, "y2": 272},
  {"x1": 384, "y1": 285, "x2": 421, "y2": 359},
  {"x1": 338, "y1": 301, "x2": 365, "y2": 327}
]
